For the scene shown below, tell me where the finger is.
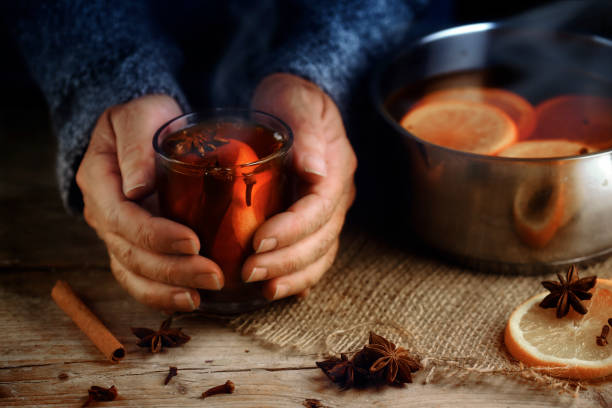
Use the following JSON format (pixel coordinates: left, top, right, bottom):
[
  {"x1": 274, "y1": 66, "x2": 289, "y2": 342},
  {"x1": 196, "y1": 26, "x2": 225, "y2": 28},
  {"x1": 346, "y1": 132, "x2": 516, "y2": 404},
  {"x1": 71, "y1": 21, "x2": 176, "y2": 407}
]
[
  {"x1": 262, "y1": 239, "x2": 339, "y2": 300},
  {"x1": 297, "y1": 288, "x2": 311, "y2": 299},
  {"x1": 104, "y1": 232, "x2": 223, "y2": 290},
  {"x1": 109, "y1": 254, "x2": 200, "y2": 312},
  {"x1": 252, "y1": 143, "x2": 356, "y2": 253},
  {"x1": 252, "y1": 73, "x2": 342, "y2": 182},
  {"x1": 252, "y1": 193, "x2": 335, "y2": 254},
  {"x1": 112, "y1": 95, "x2": 182, "y2": 199},
  {"x1": 292, "y1": 116, "x2": 329, "y2": 181},
  {"x1": 84, "y1": 193, "x2": 200, "y2": 255},
  {"x1": 243, "y1": 188, "x2": 351, "y2": 282},
  {"x1": 80, "y1": 147, "x2": 200, "y2": 255},
  {"x1": 139, "y1": 192, "x2": 160, "y2": 216}
]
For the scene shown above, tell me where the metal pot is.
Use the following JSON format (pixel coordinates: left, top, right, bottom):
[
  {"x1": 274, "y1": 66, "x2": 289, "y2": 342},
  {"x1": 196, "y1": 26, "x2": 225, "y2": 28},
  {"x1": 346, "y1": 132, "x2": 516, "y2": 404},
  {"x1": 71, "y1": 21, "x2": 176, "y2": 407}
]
[{"x1": 372, "y1": 23, "x2": 612, "y2": 272}]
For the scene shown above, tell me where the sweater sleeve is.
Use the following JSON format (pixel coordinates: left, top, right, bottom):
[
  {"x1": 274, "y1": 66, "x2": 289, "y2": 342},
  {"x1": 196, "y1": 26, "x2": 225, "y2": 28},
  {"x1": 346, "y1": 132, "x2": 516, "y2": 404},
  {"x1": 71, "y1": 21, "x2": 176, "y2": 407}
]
[
  {"x1": 4, "y1": 0, "x2": 189, "y2": 213},
  {"x1": 212, "y1": 0, "x2": 428, "y2": 115}
]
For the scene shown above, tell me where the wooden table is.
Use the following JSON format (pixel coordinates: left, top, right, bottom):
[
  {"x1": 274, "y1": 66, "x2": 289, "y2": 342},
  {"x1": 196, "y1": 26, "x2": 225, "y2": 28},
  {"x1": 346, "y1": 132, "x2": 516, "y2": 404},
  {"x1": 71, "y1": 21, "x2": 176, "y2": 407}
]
[{"x1": 0, "y1": 75, "x2": 608, "y2": 408}]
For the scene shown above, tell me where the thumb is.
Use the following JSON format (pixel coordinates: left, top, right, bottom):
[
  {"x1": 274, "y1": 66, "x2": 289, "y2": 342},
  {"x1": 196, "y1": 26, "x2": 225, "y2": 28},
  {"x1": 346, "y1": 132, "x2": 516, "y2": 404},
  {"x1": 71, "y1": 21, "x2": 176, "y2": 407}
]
[
  {"x1": 252, "y1": 74, "x2": 331, "y2": 182},
  {"x1": 112, "y1": 94, "x2": 182, "y2": 200}
]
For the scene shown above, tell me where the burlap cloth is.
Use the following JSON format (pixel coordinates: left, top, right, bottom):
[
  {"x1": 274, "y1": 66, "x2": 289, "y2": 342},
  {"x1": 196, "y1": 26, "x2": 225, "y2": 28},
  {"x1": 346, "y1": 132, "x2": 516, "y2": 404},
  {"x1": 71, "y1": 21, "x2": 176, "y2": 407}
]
[{"x1": 230, "y1": 226, "x2": 612, "y2": 392}]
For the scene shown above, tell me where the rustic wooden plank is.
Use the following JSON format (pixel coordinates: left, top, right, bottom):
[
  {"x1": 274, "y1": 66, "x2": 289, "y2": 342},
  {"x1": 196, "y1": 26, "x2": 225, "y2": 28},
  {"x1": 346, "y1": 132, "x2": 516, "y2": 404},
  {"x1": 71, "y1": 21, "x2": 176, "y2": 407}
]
[
  {"x1": 2, "y1": 363, "x2": 599, "y2": 408},
  {"x1": 0, "y1": 267, "x2": 607, "y2": 407},
  {"x1": 0, "y1": 88, "x2": 107, "y2": 269},
  {"x1": 0, "y1": 165, "x2": 108, "y2": 269},
  {"x1": 0, "y1": 268, "x2": 313, "y2": 367}
]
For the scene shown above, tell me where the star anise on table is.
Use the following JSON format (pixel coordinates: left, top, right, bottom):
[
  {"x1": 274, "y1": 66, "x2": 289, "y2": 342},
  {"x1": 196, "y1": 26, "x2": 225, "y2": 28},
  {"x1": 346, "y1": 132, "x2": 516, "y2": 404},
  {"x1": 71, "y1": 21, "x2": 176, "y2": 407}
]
[
  {"x1": 316, "y1": 353, "x2": 369, "y2": 389},
  {"x1": 539, "y1": 264, "x2": 597, "y2": 318},
  {"x1": 316, "y1": 332, "x2": 421, "y2": 389},
  {"x1": 131, "y1": 316, "x2": 190, "y2": 353},
  {"x1": 364, "y1": 332, "x2": 422, "y2": 385}
]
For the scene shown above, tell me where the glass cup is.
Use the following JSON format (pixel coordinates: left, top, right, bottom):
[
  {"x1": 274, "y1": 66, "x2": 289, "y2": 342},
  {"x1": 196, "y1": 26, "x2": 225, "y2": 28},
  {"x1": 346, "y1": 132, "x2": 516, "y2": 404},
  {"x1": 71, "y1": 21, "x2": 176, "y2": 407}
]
[{"x1": 153, "y1": 109, "x2": 293, "y2": 314}]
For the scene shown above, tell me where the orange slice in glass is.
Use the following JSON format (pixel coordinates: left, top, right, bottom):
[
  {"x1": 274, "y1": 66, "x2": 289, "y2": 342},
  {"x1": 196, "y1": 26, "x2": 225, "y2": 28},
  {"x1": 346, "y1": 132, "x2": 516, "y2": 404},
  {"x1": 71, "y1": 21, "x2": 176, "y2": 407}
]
[
  {"x1": 418, "y1": 87, "x2": 536, "y2": 140},
  {"x1": 504, "y1": 278, "x2": 612, "y2": 379},
  {"x1": 210, "y1": 140, "x2": 270, "y2": 285},
  {"x1": 400, "y1": 100, "x2": 517, "y2": 155}
]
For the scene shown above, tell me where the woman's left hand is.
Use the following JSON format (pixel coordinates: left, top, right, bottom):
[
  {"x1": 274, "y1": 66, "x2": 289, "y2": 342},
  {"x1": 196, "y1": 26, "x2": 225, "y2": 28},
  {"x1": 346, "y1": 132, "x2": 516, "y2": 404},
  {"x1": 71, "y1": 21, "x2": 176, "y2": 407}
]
[{"x1": 244, "y1": 73, "x2": 357, "y2": 300}]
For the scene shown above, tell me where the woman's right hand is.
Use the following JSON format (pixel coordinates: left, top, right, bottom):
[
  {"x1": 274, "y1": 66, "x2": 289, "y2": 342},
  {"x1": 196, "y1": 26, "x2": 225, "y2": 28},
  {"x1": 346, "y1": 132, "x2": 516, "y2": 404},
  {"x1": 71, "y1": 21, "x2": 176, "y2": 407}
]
[{"x1": 76, "y1": 94, "x2": 224, "y2": 312}]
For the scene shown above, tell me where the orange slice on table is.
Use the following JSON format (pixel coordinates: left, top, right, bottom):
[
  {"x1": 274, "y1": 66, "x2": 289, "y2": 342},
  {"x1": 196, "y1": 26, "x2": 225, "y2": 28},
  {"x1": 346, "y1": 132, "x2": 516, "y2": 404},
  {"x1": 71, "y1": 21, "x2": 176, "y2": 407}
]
[
  {"x1": 531, "y1": 95, "x2": 612, "y2": 150},
  {"x1": 417, "y1": 87, "x2": 536, "y2": 140},
  {"x1": 505, "y1": 278, "x2": 612, "y2": 380},
  {"x1": 400, "y1": 100, "x2": 517, "y2": 155},
  {"x1": 498, "y1": 139, "x2": 595, "y2": 158}
]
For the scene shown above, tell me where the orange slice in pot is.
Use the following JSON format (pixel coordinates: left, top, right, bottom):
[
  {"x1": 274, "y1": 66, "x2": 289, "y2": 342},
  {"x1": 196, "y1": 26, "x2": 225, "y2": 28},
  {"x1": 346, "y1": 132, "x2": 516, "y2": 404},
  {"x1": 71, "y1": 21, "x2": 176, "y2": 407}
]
[
  {"x1": 498, "y1": 139, "x2": 595, "y2": 158},
  {"x1": 531, "y1": 95, "x2": 612, "y2": 150},
  {"x1": 512, "y1": 179, "x2": 565, "y2": 249},
  {"x1": 504, "y1": 278, "x2": 612, "y2": 380},
  {"x1": 400, "y1": 100, "x2": 517, "y2": 155},
  {"x1": 418, "y1": 87, "x2": 536, "y2": 140}
]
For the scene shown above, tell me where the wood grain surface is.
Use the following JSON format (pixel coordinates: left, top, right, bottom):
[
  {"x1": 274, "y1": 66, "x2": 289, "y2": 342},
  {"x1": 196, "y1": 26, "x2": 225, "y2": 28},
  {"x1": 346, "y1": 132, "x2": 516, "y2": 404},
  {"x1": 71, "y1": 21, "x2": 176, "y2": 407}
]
[
  {"x1": 0, "y1": 64, "x2": 610, "y2": 408},
  {"x1": 1, "y1": 267, "x2": 604, "y2": 408}
]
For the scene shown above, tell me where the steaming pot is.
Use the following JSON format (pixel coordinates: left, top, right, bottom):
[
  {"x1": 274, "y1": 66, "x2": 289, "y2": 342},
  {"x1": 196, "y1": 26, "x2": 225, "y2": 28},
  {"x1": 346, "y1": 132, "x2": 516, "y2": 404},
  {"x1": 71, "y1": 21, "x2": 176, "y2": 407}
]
[{"x1": 372, "y1": 23, "x2": 612, "y2": 272}]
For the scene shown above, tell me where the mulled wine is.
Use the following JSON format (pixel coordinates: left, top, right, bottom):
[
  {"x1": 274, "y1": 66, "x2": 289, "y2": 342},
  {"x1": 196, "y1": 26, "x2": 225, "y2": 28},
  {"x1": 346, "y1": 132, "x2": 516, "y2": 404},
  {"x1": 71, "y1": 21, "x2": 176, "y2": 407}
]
[
  {"x1": 154, "y1": 110, "x2": 292, "y2": 314},
  {"x1": 386, "y1": 67, "x2": 612, "y2": 157}
]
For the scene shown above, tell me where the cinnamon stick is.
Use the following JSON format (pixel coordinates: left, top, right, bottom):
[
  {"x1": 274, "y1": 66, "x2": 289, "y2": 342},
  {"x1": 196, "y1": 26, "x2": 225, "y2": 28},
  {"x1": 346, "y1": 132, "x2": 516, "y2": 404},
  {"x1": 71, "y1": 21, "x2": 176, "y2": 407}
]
[{"x1": 51, "y1": 280, "x2": 125, "y2": 363}]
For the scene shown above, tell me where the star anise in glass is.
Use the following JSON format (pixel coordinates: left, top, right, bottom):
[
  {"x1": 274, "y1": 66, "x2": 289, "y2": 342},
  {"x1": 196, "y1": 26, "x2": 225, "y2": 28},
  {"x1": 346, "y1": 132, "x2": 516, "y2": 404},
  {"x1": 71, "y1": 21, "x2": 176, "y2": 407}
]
[
  {"x1": 364, "y1": 332, "x2": 422, "y2": 385},
  {"x1": 162, "y1": 128, "x2": 230, "y2": 158},
  {"x1": 131, "y1": 316, "x2": 190, "y2": 353},
  {"x1": 82, "y1": 385, "x2": 117, "y2": 407},
  {"x1": 315, "y1": 353, "x2": 369, "y2": 389},
  {"x1": 539, "y1": 265, "x2": 597, "y2": 318}
]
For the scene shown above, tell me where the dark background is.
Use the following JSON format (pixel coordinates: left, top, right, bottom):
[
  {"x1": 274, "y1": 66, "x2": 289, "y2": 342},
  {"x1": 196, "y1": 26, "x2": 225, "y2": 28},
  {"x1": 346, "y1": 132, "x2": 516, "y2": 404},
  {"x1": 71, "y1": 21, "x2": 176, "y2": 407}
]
[
  {"x1": 0, "y1": 0, "x2": 595, "y2": 192},
  {"x1": 1, "y1": 0, "x2": 605, "y2": 260},
  {"x1": 0, "y1": 0, "x2": 561, "y2": 130}
]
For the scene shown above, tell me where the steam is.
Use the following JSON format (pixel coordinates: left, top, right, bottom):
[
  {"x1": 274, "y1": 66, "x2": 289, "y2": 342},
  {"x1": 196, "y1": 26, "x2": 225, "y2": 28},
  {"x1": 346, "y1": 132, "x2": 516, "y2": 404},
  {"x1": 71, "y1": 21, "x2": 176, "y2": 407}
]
[{"x1": 505, "y1": 1, "x2": 592, "y2": 30}]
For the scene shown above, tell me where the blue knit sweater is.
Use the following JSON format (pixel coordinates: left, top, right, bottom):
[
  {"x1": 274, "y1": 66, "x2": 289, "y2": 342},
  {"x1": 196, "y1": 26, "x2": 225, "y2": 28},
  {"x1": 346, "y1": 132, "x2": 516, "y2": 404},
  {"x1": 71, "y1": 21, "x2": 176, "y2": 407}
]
[{"x1": 5, "y1": 0, "x2": 428, "y2": 212}]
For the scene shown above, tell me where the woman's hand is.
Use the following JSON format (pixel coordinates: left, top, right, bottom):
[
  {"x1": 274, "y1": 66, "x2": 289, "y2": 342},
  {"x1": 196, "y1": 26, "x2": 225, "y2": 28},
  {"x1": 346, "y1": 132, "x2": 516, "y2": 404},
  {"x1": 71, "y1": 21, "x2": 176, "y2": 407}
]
[
  {"x1": 76, "y1": 94, "x2": 224, "y2": 312},
  {"x1": 245, "y1": 73, "x2": 357, "y2": 300}
]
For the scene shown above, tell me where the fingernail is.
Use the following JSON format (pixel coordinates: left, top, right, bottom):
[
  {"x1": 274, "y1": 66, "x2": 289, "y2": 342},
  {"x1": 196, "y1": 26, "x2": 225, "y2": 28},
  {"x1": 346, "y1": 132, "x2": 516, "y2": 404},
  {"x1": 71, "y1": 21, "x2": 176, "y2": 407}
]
[
  {"x1": 256, "y1": 238, "x2": 277, "y2": 253},
  {"x1": 172, "y1": 239, "x2": 199, "y2": 255},
  {"x1": 303, "y1": 155, "x2": 327, "y2": 177},
  {"x1": 173, "y1": 291, "x2": 197, "y2": 311},
  {"x1": 124, "y1": 181, "x2": 147, "y2": 196},
  {"x1": 194, "y1": 273, "x2": 222, "y2": 290},
  {"x1": 245, "y1": 267, "x2": 267, "y2": 283},
  {"x1": 273, "y1": 283, "x2": 290, "y2": 300}
]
